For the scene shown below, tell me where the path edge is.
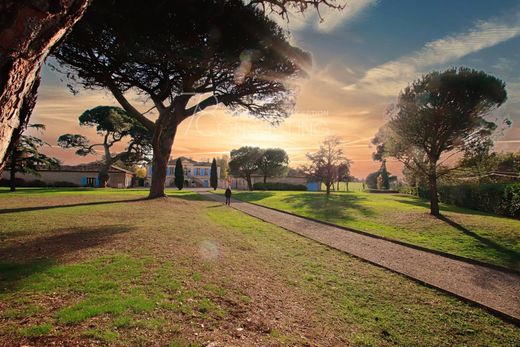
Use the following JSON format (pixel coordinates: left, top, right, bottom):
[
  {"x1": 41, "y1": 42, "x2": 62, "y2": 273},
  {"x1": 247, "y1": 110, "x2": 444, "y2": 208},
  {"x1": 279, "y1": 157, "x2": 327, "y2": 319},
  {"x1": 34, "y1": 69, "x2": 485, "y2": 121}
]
[
  {"x1": 234, "y1": 197, "x2": 519, "y2": 276},
  {"x1": 201, "y1": 192, "x2": 520, "y2": 326}
]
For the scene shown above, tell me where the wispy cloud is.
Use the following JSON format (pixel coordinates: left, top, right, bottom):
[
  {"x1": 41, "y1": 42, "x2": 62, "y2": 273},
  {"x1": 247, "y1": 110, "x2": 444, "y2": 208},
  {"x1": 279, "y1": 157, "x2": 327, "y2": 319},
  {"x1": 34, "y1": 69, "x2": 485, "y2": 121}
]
[
  {"x1": 272, "y1": 0, "x2": 377, "y2": 33},
  {"x1": 313, "y1": 0, "x2": 378, "y2": 33},
  {"x1": 345, "y1": 14, "x2": 520, "y2": 96}
]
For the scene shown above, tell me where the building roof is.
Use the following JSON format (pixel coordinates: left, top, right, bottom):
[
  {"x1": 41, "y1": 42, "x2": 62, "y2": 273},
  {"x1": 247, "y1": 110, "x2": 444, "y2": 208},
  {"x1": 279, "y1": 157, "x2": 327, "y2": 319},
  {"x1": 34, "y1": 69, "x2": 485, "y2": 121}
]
[
  {"x1": 40, "y1": 162, "x2": 134, "y2": 175},
  {"x1": 167, "y1": 157, "x2": 212, "y2": 167}
]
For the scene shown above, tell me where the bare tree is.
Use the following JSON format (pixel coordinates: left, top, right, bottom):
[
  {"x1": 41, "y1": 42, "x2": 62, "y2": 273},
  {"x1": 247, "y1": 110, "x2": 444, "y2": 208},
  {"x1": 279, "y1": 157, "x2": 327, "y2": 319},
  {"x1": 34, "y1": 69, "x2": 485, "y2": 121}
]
[{"x1": 304, "y1": 136, "x2": 347, "y2": 196}]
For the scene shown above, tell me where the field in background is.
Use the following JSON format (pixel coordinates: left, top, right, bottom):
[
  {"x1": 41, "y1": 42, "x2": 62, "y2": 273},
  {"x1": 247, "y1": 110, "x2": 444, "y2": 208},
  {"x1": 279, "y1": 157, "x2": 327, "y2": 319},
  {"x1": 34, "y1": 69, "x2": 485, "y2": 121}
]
[
  {"x1": 229, "y1": 190, "x2": 520, "y2": 271},
  {"x1": 321, "y1": 181, "x2": 364, "y2": 191},
  {"x1": 0, "y1": 188, "x2": 518, "y2": 345}
]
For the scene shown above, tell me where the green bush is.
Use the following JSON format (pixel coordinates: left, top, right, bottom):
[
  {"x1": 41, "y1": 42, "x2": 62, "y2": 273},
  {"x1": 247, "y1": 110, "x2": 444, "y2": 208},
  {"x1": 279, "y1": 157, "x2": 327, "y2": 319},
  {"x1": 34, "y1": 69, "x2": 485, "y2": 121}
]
[
  {"x1": 415, "y1": 183, "x2": 520, "y2": 218},
  {"x1": 253, "y1": 182, "x2": 307, "y2": 191},
  {"x1": 52, "y1": 181, "x2": 80, "y2": 187}
]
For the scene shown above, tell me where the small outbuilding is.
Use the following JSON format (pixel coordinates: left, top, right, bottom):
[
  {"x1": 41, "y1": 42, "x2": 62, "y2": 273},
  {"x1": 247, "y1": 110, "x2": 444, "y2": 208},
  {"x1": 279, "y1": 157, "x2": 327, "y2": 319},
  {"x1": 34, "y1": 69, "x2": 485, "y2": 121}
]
[{"x1": 1, "y1": 162, "x2": 134, "y2": 188}]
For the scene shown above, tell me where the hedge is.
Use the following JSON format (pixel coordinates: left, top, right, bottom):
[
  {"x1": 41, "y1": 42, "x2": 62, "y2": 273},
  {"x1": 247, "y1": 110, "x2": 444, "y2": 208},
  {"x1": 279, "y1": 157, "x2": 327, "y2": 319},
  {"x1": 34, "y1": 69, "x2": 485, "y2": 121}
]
[
  {"x1": 0, "y1": 178, "x2": 79, "y2": 188},
  {"x1": 414, "y1": 183, "x2": 520, "y2": 218},
  {"x1": 253, "y1": 182, "x2": 307, "y2": 191}
]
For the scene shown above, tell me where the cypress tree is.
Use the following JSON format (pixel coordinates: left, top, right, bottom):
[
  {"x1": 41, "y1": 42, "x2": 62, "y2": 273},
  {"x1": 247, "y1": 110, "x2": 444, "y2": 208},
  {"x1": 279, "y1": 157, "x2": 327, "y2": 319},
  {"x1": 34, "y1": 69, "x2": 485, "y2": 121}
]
[
  {"x1": 174, "y1": 158, "x2": 184, "y2": 190},
  {"x1": 210, "y1": 158, "x2": 218, "y2": 190},
  {"x1": 379, "y1": 160, "x2": 390, "y2": 190}
]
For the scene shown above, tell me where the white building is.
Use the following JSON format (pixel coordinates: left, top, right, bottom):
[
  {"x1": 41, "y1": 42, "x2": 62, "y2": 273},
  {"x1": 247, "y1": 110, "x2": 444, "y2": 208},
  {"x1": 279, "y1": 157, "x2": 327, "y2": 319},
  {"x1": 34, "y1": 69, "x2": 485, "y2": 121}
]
[{"x1": 147, "y1": 157, "x2": 220, "y2": 188}]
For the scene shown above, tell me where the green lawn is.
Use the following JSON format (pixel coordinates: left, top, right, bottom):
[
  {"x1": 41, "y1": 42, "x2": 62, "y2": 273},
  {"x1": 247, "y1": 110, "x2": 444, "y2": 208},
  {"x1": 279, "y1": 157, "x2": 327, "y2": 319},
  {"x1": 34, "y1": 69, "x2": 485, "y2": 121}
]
[
  {"x1": 0, "y1": 188, "x2": 518, "y2": 345},
  {"x1": 226, "y1": 190, "x2": 520, "y2": 271}
]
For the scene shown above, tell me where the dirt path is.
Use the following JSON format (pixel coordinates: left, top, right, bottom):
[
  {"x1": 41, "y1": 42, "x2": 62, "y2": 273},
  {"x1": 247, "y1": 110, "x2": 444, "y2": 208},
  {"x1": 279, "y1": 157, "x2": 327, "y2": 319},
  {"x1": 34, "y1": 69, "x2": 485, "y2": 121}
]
[{"x1": 200, "y1": 192, "x2": 520, "y2": 323}]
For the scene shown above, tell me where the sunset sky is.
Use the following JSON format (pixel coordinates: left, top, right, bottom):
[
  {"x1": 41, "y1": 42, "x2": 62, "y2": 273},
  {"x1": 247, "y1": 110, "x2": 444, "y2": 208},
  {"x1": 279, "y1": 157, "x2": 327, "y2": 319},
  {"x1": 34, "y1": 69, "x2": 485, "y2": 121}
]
[{"x1": 30, "y1": 0, "x2": 520, "y2": 178}]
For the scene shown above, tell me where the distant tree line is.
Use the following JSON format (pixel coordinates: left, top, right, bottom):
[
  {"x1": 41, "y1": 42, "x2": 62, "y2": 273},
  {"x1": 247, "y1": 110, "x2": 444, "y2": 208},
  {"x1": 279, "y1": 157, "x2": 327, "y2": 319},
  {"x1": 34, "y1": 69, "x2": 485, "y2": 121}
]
[{"x1": 228, "y1": 147, "x2": 289, "y2": 190}]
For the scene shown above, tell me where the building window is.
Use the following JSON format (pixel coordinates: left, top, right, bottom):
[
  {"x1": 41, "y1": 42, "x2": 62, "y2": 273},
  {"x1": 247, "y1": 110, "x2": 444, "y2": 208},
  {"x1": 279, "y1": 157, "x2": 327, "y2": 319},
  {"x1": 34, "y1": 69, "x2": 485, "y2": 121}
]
[{"x1": 86, "y1": 177, "x2": 96, "y2": 187}]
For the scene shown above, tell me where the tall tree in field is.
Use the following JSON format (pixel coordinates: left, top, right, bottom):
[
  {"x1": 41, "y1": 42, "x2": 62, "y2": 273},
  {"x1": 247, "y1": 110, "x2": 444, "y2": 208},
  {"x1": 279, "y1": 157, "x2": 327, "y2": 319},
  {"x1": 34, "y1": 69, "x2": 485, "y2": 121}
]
[
  {"x1": 52, "y1": 0, "x2": 313, "y2": 199},
  {"x1": 304, "y1": 136, "x2": 346, "y2": 196},
  {"x1": 57, "y1": 106, "x2": 151, "y2": 187},
  {"x1": 210, "y1": 158, "x2": 218, "y2": 190},
  {"x1": 174, "y1": 158, "x2": 184, "y2": 190},
  {"x1": 372, "y1": 68, "x2": 507, "y2": 216},
  {"x1": 6, "y1": 124, "x2": 59, "y2": 191},
  {"x1": 257, "y1": 148, "x2": 289, "y2": 183},
  {"x1": 0, "y1": 0, "x2": 343, "y2": 172},
  {"x1": 229, "y1": 146, "x2": 263, "y2": 191}
]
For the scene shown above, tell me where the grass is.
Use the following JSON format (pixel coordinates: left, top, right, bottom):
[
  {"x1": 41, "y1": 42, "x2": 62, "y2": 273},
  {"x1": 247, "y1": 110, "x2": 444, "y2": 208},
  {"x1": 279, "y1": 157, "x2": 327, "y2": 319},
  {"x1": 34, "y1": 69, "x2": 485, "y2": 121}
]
[
  {"x1": 0, "y1": 188, "x2": 518, "y2": 345},
  {"x1": 224, "y1": 190, "x2": 520, "y2": 271}
]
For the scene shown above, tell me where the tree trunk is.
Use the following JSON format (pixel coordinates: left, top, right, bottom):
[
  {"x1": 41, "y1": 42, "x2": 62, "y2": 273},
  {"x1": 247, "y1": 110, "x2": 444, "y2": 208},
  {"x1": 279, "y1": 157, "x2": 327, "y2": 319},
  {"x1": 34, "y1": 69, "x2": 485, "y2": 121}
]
[
  {"x1": 428, "y1": 163, "x2": 440, "y2": 216},
  {"x1": 325, "y1": 182, "x2": 331, "y2": 196},
  {"x1": 246, "y1": 175, "x2": 253, "y2": 191},
  {"x1": 0, "y1": 0, "x2": 90, "y2": 172},
  {"x1": 98, "y1": 163, "x2": 110, "y2": 188},
  {"x1": 263, "y1": 175, "x2": 267, "y2": 184},
  {"x1": 149, "y1": 117, "x2": 178, "y2": 199},
  {"x1": 346, "y1": 180, "x2": 349, "y2": 192}
]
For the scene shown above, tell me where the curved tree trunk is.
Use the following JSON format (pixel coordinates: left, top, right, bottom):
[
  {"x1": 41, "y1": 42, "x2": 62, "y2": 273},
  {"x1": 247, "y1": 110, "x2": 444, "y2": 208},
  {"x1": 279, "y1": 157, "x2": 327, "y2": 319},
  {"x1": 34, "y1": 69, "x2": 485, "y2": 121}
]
[
  {"x1": 149, "y1": 117, "x2": 178, "y2": 199},
  {"x1": 0, "y1": 0, "x2": 90, "y2": 172}
]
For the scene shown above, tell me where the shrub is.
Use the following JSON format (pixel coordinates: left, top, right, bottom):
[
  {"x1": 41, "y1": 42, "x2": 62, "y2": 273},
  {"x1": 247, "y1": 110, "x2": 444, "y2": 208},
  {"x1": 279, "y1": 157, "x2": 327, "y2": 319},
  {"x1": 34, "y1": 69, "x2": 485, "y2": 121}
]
[
  {"x1": 52, "y1": 181, "x2": 80, "y2": 187},
  {"x1": 415, "y1": 183, "x2": 520, "y2": 218},
  {"x1": 0, "y1": 178, "x2": 26, "y2": 187},
  {"x1": 26, "y1": 179, "x2": 47, "y2": 187},
  {"x1": 253, "y1": 182, "x2": 307, "y2": 191},
  {"x1": 503, "y1": 184, "x2": 520, "y2": 218}
]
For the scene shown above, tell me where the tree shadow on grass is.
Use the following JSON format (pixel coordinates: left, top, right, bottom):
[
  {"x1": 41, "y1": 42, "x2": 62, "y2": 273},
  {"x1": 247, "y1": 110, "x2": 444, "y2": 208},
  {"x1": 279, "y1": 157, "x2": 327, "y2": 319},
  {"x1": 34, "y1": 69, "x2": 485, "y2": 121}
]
[
  {"x1": 437, "y1": 215, "x2": 520, "y2": 271},
  {"x1": 0, "y1": 198, "x2": 147, "y2": 215},
  {"x1": 280, "y1": 192, "x2": 374, "y2": 222},
  {"x1": 394, "y1": 197, "x2": 485, "y2": 216},
  {"x1": 0, "y1": 224, "x2": 133, "y2": 293},
  {"x1": 0, "y1": 187, "x2": 96, "y2": 195},
  {"x1": 233, "y1": 191, "x2": 276, "y2": 202},
  {"x1": 166, "y1": 191, "x2": 205, "y2": 201}
]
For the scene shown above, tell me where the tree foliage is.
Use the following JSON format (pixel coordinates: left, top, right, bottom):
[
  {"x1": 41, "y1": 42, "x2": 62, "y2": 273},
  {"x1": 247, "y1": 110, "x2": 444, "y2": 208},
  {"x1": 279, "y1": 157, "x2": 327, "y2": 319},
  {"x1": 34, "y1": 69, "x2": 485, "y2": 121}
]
[
  {"x1": 6, "y1": 124, "x2": 59, "y2": 191},
  {"x1": 372, "y1": 68, "x2": 507, "y2": 215},
  {"x1": 210, "y1": 158, "x2": 218, "y2": 190},
  {"x1": 216, "y1": 155, "x2": 229, "y2": 180},
  {"x1": 58, "y1": 106, "x2": 151, "y2": 187},
  {"x1": 302, "y1": 136, "x2": 348, "y2": 195},
  {"x1": 257, "y1": 148, "x2": 289, "y2": 183},
  {"x1": 174, "y1": 158, "x2": 184, "y2": 190},
  {"x1": 53, "y1": 0, "x2": 311, "y2": 198},
  {"x1": 229, "y1": 146, "x2": 264, "y2": 190}
]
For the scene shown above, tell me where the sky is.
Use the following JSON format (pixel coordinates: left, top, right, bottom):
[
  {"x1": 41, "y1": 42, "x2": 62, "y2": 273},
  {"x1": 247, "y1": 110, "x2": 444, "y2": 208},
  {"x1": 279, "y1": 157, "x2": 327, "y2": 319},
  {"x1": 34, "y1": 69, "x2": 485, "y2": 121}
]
[{"x1": 30, "y1": 0, "x2": 520, "y2": 178}]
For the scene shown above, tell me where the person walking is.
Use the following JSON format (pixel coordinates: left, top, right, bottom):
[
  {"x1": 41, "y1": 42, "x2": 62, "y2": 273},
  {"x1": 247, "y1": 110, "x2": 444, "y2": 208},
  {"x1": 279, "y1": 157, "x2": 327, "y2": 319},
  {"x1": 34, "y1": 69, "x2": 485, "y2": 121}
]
[{"x1": 225, "y1": 187, "x2": 232, "y2": 206}]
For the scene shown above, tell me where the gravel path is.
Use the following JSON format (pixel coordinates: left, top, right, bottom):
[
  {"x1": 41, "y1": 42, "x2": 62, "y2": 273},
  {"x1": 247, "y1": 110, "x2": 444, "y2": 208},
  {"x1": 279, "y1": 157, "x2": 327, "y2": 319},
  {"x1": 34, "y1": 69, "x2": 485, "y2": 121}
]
[{"x1": 200, "y1": 192, "x2": 520, "y2": 323}]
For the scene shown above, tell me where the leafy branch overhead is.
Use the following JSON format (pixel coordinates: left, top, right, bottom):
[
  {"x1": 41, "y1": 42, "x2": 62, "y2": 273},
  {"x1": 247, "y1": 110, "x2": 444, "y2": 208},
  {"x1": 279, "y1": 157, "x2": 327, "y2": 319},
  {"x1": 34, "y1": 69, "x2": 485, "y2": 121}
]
[{"x1": 53, "y1": 0, "x2": 312, "y2": 197}]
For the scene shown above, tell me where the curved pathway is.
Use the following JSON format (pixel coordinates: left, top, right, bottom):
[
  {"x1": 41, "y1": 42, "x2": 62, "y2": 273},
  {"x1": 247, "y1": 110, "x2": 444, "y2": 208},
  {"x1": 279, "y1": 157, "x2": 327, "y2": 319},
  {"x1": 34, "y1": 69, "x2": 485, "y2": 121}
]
[{"x1": 199, "y1": 191, "x2": 520, "y2": 324}]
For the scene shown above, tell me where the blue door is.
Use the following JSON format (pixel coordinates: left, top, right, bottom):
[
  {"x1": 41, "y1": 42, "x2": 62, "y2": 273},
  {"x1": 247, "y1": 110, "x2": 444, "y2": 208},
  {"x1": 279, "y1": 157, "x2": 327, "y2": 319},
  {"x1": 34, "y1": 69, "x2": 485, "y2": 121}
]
[
  {"x1": 306, "y1": 181, "x2": 319, "y2": 191},
  {"x1": 203, "y1": 180, "x2": 209, "y2": 188}
]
